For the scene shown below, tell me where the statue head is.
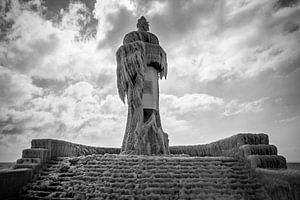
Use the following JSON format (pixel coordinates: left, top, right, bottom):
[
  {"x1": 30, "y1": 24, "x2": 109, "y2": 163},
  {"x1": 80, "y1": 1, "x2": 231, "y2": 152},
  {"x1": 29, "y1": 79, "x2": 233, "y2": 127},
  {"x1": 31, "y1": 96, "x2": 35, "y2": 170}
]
[{"x1": 137, "y1": 16, "x2": 149, "y2": 32}]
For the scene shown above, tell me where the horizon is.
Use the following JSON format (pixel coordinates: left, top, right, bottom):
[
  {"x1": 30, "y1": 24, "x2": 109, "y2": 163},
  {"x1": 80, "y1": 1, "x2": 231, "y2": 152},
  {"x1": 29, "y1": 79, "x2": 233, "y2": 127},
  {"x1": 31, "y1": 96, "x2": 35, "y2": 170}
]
[{"x1": 0, "y1": 0, "x2": 299, "y2": 162}]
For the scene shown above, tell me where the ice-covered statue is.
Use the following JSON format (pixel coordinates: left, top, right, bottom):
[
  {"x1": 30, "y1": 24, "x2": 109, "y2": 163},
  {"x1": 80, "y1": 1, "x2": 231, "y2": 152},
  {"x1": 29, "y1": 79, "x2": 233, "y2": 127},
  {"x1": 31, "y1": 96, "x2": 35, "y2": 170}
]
[{"x1": 116, "y1": 16, "x2": 169, "y2": 155}]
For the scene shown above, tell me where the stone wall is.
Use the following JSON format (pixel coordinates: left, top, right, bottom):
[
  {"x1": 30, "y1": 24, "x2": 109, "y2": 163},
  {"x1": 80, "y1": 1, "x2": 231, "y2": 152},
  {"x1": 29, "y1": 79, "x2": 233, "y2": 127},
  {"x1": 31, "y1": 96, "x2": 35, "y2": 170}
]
[
  {"x1": 170, "y1": 133, "x2": 287, "y2": 170},
  {"x1": 169, "y1": 133, "x2": 269, "y2": 158},
  {"x1": 1, "y1": 139, "x2": 120, "y2": 199},
  {"x1": 31, "y1": 139, "x2": 120, "y2": 158},
  {"x1": 256, "y1": 168, "x2": 300, "y2": 200},
  {"x1": 0, "y1": 169, "x2": 32, "y2": 199}
]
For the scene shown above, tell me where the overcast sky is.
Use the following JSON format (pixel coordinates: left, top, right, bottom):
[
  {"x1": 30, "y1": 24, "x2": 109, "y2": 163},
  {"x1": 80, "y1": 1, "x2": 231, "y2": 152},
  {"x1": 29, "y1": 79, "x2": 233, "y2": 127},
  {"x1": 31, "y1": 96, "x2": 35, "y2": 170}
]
[{"x1": 0, "y1": 0, "x2": 299, "y2": 162}]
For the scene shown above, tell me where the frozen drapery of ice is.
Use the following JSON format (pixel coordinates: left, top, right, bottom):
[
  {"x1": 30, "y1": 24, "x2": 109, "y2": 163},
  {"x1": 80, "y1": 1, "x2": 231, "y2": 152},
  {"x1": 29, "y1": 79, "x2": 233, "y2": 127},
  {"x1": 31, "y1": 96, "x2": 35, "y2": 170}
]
[
  {"x1": 116, "y1": 16, "x2": 169, "y2": 155},
  {"x1": 116, "y1": 41, "x2": 168, "y2": 155},
  {"x1": 116, "y1": 41, "x2": 167, "y2": 104}
]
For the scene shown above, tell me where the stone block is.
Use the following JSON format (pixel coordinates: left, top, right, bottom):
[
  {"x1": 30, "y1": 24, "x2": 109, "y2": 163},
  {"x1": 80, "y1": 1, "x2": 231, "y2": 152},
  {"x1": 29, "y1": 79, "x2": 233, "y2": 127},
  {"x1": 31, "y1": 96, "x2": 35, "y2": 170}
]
[
  {"x1": 15, "y1": 158, "x2": 42, "y2": 175},
  {"x1": 16, "y1": 157, "x2": 41, "y2": 164},
  {"x1": 239, "y1": 144, "x2": 277, "y2": 158},
  {"x1": 30, "y1": 138, "x2": 121, "y2": 159},
  {"x1": 31, "y1": 139, "x2": 52, "y2": 157},
  {"x1": 247, "y1": 155, "x2": 287, "y2": 169},
  {"x1": 169, "y1": 133, "x2": 271, "y2": 157},
  {"x1": 22, "y1": 148, "x2": 50, "y2": 163},
  {"x1": 14, "y1": 162, "x2": 41, "y2": 175},
  {"x1": 236, "y1": 133, "x2": 269, "y2": 146},
  {"x1": 256, "y1": 168, "x2": 300, "y2": 200},
  {"x1": 0, "y1": 168, "x2": 32, "y2": 199}
]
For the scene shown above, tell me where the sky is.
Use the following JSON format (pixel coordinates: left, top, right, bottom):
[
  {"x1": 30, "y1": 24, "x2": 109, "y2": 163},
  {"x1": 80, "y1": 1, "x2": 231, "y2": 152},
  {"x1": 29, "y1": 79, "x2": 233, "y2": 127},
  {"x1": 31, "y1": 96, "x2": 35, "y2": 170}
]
[{"x1": 0, "y1": 0, "x2": 299, "y2": 162}]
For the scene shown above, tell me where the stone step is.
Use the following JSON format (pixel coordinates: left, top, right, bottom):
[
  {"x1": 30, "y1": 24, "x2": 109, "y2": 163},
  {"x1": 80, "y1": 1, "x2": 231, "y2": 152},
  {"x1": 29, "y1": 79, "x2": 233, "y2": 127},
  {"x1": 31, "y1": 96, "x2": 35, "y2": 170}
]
[
  {"x1": 22, "y1": 191, "x2": 246, "y2": 200},
  {"x1": 22, "y1": 148, "x2": 50, "y2": 163},
  {"x1": 16, "y1": 158, "x2": 41, "y2": 164},
  {"x1": 72, "y1": 167, "x2": 251, "y2": 174},
  {"x1": 247, "y1": 155, "x2": 287, "y2": 169},
  {"x1": 80, "y1": 163, "x2": 246, "y2": 169},
  {"x1": 20, "y1": 154, "x2": 270, "y2": 200},
  {"x1": 13, "y1": 158, "x2": 43, "y2": 177},
  {"x1": 237, "y1": 133, "x2": 269, "y2": 145},
  {"x1": 239, "y1": 144, "x2": 277, "y2": 157},
  {"x1": 13, "y1": 163, "x2": 41, "y2": 175}
]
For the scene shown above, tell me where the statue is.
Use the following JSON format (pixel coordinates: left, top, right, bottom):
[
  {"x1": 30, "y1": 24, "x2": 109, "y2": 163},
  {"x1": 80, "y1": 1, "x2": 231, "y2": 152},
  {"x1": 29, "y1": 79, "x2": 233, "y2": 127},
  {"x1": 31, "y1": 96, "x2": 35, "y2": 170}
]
[{"x1": 116, "y1": 16, "x2": 169, "y2": 155}]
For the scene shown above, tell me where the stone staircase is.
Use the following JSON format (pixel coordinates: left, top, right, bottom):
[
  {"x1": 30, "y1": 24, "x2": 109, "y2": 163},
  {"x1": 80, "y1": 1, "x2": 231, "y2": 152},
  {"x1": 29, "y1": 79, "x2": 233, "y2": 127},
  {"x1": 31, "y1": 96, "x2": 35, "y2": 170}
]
[
  {"x1": 20, "y1": 154, "x2": 270, "y2": 200},
  {"x1": 3, "y1": 134, "x2": 293, "y2": 200}
]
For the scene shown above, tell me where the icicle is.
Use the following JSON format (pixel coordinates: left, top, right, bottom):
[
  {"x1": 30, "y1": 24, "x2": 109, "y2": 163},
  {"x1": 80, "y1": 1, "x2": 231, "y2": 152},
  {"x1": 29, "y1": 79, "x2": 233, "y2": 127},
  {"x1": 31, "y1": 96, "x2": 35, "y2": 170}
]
[{"x1": 116, "y1": 41, "x2": 168, "y2": 103}]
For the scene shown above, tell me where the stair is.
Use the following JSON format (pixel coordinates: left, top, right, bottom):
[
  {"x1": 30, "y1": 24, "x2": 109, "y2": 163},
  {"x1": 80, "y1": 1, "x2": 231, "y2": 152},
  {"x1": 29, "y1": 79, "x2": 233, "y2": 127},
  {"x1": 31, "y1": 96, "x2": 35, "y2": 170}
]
[
  {"x1": 22, "y1": 148, "x2": 50, "y2": 163},
  {"x1": 20, "y1": 154, "x2": 270, "y2": 200},
  {"x1": 239, "y1": 144, "x2": 287, "y2": 169},
  {"x1": 14, "y1": 158, "x2": 42, "y2": 175}
]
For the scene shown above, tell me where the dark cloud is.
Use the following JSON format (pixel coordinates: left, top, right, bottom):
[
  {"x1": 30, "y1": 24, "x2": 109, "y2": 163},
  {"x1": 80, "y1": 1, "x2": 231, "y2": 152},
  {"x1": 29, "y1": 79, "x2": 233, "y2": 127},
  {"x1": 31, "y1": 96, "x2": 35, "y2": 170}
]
[
  {"x1": 77, "y1": 15, "x2": 98, "y2": 41},
  {"x1": 97, "y1": 8, "x2": 135, "y2": 50},
  {"x1": 277, "y1": 53, "x2": 300, "y2": 75},
  {"x1": 150, "y1": 0, "x2": 222, "y2": 43},
  {"x1": 70, "y1": 2, "x2": 98, "y2": 41},
  {"x1": 4, "y1": 33, "x2": 59, "y2": 73},
  {"x1": 0, "y1": 111, "x2": 34, "y2": 135},
  {"x1": 31, "y1": 120, "x2": 67, "y2": 136},
  {"x1": 43, "y1": 0, "x2": 98, "y2": 41},
  {"x1": 0, "y1": 0, "x2": 46, "y2": 41},
  {"x1": 283, "y1": 22, "x2": 299, "y2": 33},
  {"x1": 274, "y1": 0, "x2": 298, "y2": 9},
  {"x1": 44, "y1": 0, "x2": 96, "y2": 14},
  {"x1": 0, "y1": 67, "x2": 42, "y2": 106},
  {"x1": 1, "y1": 124, "x2": 24, "y2": 135},
  {"x1": 32, "y1": 78, "x2": 68, "y2": 93},
  {"x1": 1, "y1": 0, "x2": 98, "y2": 42},
  {"x1": 96, "y1": 0, "x2": 225, "y2": 49},
  {"x1": 0, "y1": 1, "x2": 14, "y2": 41},
  {"x1": 0, "y1": 117, "x2": 19, "y2": 135}
]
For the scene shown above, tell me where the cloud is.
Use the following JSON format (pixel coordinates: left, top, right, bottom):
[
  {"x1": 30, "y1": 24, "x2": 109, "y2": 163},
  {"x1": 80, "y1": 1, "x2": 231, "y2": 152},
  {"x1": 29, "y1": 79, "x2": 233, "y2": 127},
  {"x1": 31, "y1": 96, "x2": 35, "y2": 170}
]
[
  {"x1": 59, "y1": 1, "x2": 97, "y2": 41},
  {"x1": 160, "y1": 93, "x2": 224, "y2": 115},
  {"x1": 144, "y1": 0, "x2": 300, "y2": 84},
  {"x1": 94, "y1": 0, "x2": 135, "y2": 42},
  {"x1": 1, "y1": 0, "x2": 299, "y2": 86},
  {"x1": 223, "y1": 97, "x2": 269, "y2": 117},
  {"x1": 0, "y1": 0, "x2": 112, "y2": 83},
  {"x1": 159, "y1": 93, "x2": 224, "y2": 143},
  {"x1": 63, "y1": 81, "x2": 94, "y2": 100},
  {"x1": 0, "y1": 109, "x2": 56, "y2": 135},
  {"x1": 0, "y1": 80, "x2": 126, "y2": 157},
  {"x1": 278, "y1": 115, "x2": 300, "y2": 123},
  {"x1": 0, "y1": 66, "x2": 42, "y2": 106}
]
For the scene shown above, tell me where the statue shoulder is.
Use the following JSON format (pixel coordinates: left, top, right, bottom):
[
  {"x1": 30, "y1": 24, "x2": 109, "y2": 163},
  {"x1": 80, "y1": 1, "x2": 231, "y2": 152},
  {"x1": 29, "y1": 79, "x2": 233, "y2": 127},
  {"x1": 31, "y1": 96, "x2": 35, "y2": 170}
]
[{"x1": 123, "y1": 31, "x2": 159, "y2": 45}]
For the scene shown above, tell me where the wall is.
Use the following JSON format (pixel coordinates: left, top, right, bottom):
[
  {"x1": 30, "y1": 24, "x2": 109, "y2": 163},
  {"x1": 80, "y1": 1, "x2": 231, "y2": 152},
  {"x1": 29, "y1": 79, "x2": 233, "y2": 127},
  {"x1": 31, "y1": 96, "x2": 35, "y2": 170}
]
[
  {"x1": 256, "y1": 168, "x2": 300, "y2": 200},
  {"x1": 0, "y1": 169, "x2": 32, "y2": 199},
  {"x1": 169, "y1": 133, "x2": 269, "y2": 158},
  {"x1": 31, "y1": 139, "x2": 120, "y2": 158}
]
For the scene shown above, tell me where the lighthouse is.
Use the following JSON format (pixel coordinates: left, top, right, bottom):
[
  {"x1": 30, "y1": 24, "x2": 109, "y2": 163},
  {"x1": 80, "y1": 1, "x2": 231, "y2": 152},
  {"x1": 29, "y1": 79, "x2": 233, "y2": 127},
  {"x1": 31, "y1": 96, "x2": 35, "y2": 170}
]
[{"x1": 116, "y1": 16, "x2": 169, "y2": 155}]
